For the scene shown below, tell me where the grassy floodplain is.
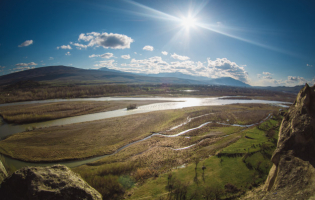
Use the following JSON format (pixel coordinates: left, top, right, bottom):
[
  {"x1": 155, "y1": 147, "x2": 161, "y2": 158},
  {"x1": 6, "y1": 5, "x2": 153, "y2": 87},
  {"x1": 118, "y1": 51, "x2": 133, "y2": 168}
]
[
  {"x1": 0, "y1": 83, "x2": 296, "y2": 104},
  {"x1": 0, "y1": 102, "x2": 284, "y2": 199},
  {"x1": 0, "y1": 100, "x2": 169, "y2": 124}
]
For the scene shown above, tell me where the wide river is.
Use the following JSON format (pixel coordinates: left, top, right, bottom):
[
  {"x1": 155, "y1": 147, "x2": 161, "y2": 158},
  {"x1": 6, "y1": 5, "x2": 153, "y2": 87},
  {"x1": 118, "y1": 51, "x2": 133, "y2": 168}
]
[{"x1": 0, "y1": 96, "x2": 290, "y2": 169}]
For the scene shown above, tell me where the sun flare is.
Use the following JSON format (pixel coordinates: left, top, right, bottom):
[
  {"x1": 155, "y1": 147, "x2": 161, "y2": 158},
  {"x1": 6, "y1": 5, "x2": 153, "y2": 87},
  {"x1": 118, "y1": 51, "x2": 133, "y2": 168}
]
[{"x1": 181, "y1": 16, "x2": 196, "y2": 28}]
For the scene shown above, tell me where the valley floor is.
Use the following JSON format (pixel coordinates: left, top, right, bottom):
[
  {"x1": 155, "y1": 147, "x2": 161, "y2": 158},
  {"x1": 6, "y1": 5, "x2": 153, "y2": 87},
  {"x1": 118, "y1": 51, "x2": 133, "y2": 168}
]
[{"x1": 0, "y1": 101, "x2": 284, "y2": 199}]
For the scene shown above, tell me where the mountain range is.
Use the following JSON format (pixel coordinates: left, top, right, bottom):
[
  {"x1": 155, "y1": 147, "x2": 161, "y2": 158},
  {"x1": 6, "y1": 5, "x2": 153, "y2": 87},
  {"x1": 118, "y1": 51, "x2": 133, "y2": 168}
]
[
  {"x1": 0, "y1": 66, "x2": 249, "y2": 87},
  {"x1": 0, "y1": 66, "x2": 304, "y2": 93}
]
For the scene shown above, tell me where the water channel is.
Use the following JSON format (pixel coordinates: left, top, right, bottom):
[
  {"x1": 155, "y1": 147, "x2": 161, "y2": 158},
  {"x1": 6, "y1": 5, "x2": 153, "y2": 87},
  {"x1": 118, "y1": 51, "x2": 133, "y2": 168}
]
[{"x1": 0, "y1": 97, "x2": 290, "y2": 170}]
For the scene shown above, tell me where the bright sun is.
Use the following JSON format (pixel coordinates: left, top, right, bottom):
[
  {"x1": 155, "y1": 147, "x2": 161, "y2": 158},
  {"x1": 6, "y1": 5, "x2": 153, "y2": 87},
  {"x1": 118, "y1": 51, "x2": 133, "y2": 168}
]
[{"x1": 181, "y1": 16, "x2": 196, "y2": 29}]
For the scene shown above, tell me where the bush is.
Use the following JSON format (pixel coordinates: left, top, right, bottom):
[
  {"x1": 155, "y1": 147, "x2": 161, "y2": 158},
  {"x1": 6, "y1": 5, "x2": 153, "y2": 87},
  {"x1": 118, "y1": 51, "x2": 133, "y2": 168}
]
[
  {"x1": 133, "y1": 167, "x2": 157, "y2": 182},
  {"x1": 224, "y1": 183, "x2": 240, "y2": 193},
  {"x1": 84, "y1": 175, "x2": 124, "y2": 200},
  {"x1": 118, "y1": 175, "x2": 135, "y2": 189},
  {"x1": 127, "y1": 104, "x2": 137, "y2": 110}
]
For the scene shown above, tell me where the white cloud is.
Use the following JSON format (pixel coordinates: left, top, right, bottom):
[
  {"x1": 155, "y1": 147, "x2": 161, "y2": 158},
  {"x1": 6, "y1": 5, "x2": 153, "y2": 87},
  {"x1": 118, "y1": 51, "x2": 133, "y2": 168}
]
[
  {"x1": 134, "y1": 52, "x2": 137, "y2": 54},
  {"x1": 262, "y1": 72, "x2": 271, "y2": 75},
  {"x1": 78, "y1": 32, "x2": 133, "y2": 49},
  {"x1": 49, "y1": 57, "x2": 54, "y2": 60},
  {"x1": 0, "y1": 66, "x2": 5, "y2": 72},
  {"x1": 70, "y1": 42, "x2": 88, "y2": 50},
  {"x1": 57, "y1": 45, "x2": 72, "y2": 50},
  {"x1": 255, "y1": 71, "x2": 311, "y2": 86},
  {"x1": 89, "y1": 53, "x2": 114, "y2": 59},
  {"x1": 94, "y1": 60, "x2": 116, "y2": 68},
  {"x1": 65, "y1": 52, "x2": 71, "y2": 56},
  {"x1": 161, "y1": 51, "x2": 168, "y2": 56},
  {"x1": 11, "y1": 66, "x2": 35, "y2": 73},
  {"x1": 102, "y1": 56, "x2": 249, "y2": 83},
  {"x1": 143, "y1": 45, "x2": 154, "y2": 51},
  {"x1": 78, "y1": 33, "x2": 95, "y2": 41},
  {"x1": 205, "y1": 58, "x2": 249, "y2": 83},
  {"x1": 307, "y1": 64, "x2": 313, "y2": 67},
  {"x1": 287, "y1": 76, "x2": 305, "y2": 83},
  {"x1": 121, "y1": 54, "x2": 130, "y2": 59},
  {"x1": 15, "y1": 62, "x2": 37, "y2": 67},
  {"x1": 18, "y1": 40, "x2": 33, "y2": 47},
  {"x1": 171, "y1": 53, "x2": 190, "y2": 61}
]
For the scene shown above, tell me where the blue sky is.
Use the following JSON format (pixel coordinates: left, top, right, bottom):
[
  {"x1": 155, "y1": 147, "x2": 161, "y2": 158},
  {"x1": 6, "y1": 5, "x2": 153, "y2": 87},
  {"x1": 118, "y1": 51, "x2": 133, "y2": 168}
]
[{"x1": 0, "y1": 0, "x2": 314, "y2": 86}]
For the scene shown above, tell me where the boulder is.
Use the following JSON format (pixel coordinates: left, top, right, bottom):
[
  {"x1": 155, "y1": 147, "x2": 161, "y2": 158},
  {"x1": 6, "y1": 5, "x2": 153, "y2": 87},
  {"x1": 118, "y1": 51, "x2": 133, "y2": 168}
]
[
  {"x1": 262, "y1": 84, "x2": 315, "y2": 199},
  {"x1": 0, "y1": 164, "x2": 102, "y2": 200}
]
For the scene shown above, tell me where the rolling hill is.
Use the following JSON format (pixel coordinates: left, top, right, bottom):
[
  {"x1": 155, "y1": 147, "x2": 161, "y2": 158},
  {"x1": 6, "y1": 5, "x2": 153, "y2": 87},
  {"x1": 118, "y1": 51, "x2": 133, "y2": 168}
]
[
  {"x1": 0, "y1": 66, "x2": 250, "y2": 87},
  {"x1": 0, "y1": 66, "x2": 202, "y2": 86}
]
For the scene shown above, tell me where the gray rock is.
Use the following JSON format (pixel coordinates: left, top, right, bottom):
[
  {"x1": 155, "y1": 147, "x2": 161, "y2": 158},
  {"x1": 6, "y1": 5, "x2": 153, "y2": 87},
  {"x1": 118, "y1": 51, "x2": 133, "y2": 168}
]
[
  {"x1": 0, "y1": 164, "x2": 102, "y2": 200},
  {"x1": 0, "y1": 160, "x2": 8, "y2": 183},
  {"x1": 263, "y1": 84, "x2": 315, "y2": 199}
]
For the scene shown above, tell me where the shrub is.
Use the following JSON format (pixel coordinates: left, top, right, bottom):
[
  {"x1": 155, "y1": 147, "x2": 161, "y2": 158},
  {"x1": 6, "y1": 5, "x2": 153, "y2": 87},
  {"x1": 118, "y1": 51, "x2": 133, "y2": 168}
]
[
  {"x1": 127, "y1": 104, "x2": 137, "y2": 110},
  {"x1": 133, "y1": 167, "x2": 157, "y2": 182},
  {"x1": 84, "y1": 175, "x2": 124, "y2": 200},
  {"x1": 118, "y1": 175, "x2": 135, "y2": 189}
]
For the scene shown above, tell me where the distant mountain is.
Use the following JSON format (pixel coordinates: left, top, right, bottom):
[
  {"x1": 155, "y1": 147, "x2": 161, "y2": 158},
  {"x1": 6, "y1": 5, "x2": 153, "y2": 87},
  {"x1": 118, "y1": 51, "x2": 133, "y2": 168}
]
[
  {"x1": 0, "y1": 66, "x2": 203, "y2": 86},
  {"x1": 207, "y1": 77, "x2": 250, "y2": 87},
  {"x1": 255, "y1": 85, "x2": 305, "y2": 94},
  {"x1": 144, "y1": 72, "x2": 212, "y2": 82},
  {"x1": 97, "y1": 67, "x2": 127, "y2": 74},
  {"x1": 0, "y1": 65, "x2": 250, "y2": 88},
  {"x1": 128, "y1": 71, "x2": 249, "y2": 87}
]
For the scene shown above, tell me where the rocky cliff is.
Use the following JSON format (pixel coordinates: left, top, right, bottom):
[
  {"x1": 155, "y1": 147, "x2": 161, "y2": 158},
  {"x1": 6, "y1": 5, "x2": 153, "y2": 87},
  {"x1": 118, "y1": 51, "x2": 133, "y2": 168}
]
[
  {"x1": 0, "y1": 164, "x2": 102, "y2": 200},
  {"x1": 243, "y1": 84, "x2": 315, "y2": 199}
]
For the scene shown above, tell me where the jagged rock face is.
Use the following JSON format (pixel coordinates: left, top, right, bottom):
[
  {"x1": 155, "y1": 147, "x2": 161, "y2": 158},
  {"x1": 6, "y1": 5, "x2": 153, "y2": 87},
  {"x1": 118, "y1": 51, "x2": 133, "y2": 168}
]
[
  {"x1": 0, "y1": 164, "x2": 102, "y2": 200},
  {"x1": 263, "y1": 84, "x2": 315, "y2": 199},
  {"x1": 0, "y1": 160, "x2": 8, "y2": 183}
]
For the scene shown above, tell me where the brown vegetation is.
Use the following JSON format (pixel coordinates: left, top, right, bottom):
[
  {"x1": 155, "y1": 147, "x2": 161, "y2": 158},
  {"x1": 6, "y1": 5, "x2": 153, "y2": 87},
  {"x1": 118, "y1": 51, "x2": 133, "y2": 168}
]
[
  {"x1": 0, "y1": 83, "x2": 295, "y2": 104},
  {"x1": 0, "y1": 100, "x2": 167, "y2": 124},
  {"x1": 0, "y1": 104, "x2": 279, "y2": 163}
]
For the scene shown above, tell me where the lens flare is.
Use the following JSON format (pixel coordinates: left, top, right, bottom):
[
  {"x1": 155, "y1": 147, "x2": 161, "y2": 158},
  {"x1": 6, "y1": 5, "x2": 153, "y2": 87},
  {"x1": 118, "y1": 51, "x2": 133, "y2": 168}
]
[{"x1": 181, "y1": 16, "x2": 196, "y2": 28}]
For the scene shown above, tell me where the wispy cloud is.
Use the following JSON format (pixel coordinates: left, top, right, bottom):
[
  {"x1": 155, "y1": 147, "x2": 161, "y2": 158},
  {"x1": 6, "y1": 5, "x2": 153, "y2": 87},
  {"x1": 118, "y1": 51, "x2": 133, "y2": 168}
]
[
  {"x1": 143, "y1": 45, "x2": 154, "y2": 51},
  {"x1": 65, "y1": 52, "x2": 71, "y2": 56},
  {"x1": 57, "y1": 45, "x2": 72, "y2": 50},
  {"x1": 255, "y1": 72, "x2": 313, "y2": 86},
  {"x1": 121, "y1": 54, "x2": 131, "y2": 59},
  {"x1": 94, "y1": 60, "x2": 116, "y2": 68},
  {"x1": 89, "y1": 53, "x2": 114, "y2": 59},
  {"x1": 0, "y1": 66, "x2": 5, "y2": 73},
  {"x1": 307, "y1": 64, "x2": 313, "y2": 67},
  {"x1": 49, "y1": 57, "x2": 54, "y2": 60},
  {"x1": 15, "y1": 62, "x2": 37, "y2": 66},
  {"x1": 171, "y1": 53, "x2": 190, "y2": 61},
  {"x1": 70, "y1": 42, "x2": 88, "y2": 50},
  {"x1": 18, "y1": 40, "x2": 33, "y2": 47}
]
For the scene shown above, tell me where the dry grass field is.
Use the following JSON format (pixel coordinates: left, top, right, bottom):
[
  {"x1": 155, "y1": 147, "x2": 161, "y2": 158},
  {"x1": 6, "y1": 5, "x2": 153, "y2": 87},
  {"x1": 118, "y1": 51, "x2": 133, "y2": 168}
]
[
  {"x1": 0, "y1": 104, "x2": 279, "y2": 162},
  {"x1": 71, "y1": 104, "x2": 283, "y2": 199},
  {"x1": 0, "y1": 100, "x2": 169, "y2": 124},
  {"x1": 0, "y1": 102, "x2": 285, "y2": 199}
]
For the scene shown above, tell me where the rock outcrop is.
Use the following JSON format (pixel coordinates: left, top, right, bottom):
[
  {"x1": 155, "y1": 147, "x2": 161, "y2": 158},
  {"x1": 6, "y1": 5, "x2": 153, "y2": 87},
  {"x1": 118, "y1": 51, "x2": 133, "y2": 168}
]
[
  {"x1": 261, "y1": 84, "x2": 315, "y2": 199},
  {"x1": 0, "y1": 160, "x2": 8, "y2": 183},
  {"x1": 0, "y1": 164, "x2": 102, "y2": 200}
]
